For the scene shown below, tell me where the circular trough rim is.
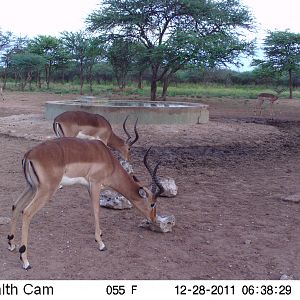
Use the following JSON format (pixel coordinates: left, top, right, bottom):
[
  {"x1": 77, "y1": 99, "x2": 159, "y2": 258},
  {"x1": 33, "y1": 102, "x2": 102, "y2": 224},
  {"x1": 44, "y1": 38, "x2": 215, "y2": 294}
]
[
  {"x1": 46, "y1": 98, "x2": 208, "y2": 109},
  {"x1": 45, "y1": 98, "x2": 209, "y2": 124}
]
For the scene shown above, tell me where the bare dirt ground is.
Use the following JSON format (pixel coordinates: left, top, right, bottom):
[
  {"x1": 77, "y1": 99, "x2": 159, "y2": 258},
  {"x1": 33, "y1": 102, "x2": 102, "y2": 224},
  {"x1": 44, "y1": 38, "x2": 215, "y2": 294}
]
[{"x1": 0, "y1": 91, "x2": 299, "y2": 280}]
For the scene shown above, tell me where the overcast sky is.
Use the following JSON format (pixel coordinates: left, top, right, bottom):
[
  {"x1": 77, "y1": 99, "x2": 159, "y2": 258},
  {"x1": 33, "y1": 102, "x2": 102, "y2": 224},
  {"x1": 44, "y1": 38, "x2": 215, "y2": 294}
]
[
  {"x1": 1, "y1": 0, "x2": 299, "y2": 38},
  {"x1": 0, "y1": 0, "x2": 299, "y2": 70},
  {"x1": 241, "y1": 0, "x2": 299, "y2": 41},
  {"x1": 0, "y1": 0, "x2": 100, "y2": 37}
]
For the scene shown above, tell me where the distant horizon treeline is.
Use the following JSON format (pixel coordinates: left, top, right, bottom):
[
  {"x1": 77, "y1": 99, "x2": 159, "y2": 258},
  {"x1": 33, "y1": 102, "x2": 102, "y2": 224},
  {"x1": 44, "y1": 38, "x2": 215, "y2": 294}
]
[{"x1": 1, "y1": 0, "x2": 300, "y2": 99}]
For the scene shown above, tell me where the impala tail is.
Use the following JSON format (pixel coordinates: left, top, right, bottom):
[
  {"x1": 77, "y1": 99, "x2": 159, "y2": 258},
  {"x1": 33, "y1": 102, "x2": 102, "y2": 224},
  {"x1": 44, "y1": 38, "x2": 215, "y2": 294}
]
[
  {"x1": 22, "y1": 157, "x2": 40, "y2": 188},
  {"x1": 53, "y1": 121, "x2": 65, "y2": 137}
]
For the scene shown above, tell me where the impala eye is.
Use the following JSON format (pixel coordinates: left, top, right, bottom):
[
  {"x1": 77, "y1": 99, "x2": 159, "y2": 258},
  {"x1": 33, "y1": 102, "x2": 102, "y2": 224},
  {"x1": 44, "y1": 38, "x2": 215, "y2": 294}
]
[
  {"x1": 150, "y1": 203, "x2": 156, "y2": 208},
  {"x1": 138, "y1": 188, "x2": 147, "y2": 199}
]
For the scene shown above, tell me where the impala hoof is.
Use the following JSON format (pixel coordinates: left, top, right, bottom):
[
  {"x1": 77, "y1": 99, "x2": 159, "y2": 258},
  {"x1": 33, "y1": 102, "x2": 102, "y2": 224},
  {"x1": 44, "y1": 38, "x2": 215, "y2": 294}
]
[
  {"x1": 99, "y1": 244, "x2": 107, "y2": 251},
  {"x1": 23, "y1": 262, "x2": 31, "y2": 270},
  {"x1": 8, "y1": 244, "x2": 16, "y2": 252}
]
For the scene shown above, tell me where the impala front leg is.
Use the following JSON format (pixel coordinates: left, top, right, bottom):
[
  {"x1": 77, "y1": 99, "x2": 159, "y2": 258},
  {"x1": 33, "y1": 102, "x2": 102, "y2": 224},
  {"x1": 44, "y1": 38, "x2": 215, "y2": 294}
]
[{"x1": 89, "y1": 183, "x2": 106, "y2": 251}]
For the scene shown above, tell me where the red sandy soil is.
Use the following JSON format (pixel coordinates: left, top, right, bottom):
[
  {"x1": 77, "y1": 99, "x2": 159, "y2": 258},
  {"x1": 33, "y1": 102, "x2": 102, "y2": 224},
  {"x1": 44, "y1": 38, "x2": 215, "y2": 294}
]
[{"x1": 0, "y1": 92, "x2": 299, "y2": 280}]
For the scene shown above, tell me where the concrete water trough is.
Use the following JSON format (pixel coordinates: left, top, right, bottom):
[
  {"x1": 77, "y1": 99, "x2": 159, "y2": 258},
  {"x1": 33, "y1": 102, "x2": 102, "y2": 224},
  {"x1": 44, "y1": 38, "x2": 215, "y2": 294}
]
[{"x1": 45, "y1": 97, "x2": 209, "y2": 124}]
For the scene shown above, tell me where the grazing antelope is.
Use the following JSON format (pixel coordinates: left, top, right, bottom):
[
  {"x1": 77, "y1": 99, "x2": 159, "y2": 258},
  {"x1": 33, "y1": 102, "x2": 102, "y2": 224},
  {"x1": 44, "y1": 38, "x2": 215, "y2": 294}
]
[
  {"x1": 0, "y1": 87, "x2": 4, "y2": 101},
  {"x1": 53, "y1": 111, "x2": 139, "y2": 161},
  {"x1": 8, "y1": 138, "x2": 163, "y2": 270},
  {"x1": 254, "y1": 93, "x2": 279, "y2": 117}
]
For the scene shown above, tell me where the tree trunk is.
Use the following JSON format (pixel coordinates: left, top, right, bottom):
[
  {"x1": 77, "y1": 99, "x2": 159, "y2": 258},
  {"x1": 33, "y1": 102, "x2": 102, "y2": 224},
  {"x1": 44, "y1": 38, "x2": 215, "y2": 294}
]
[
  {"x1": 62, "y1": 67, "x2": 65, "y2": 85},
  {"x1": 137, "y1": 71, "x2": 143, "y2": 89},
  {"x1": 37, "y1": 71, "x2": 41, "y2": 89},
  {"x1": 47, "y1": 63, "x2": 52, "y2": 89},
  {"x1": 289, "y1": 69, "x2": 293, "y2": 99},
  {"x1": 161, "y1": 76, "x2": 170, "y2": 101},
  {"x1": 88, "y1": 65, "x2": 93, "y2": 93},
  {"x1": 80, "y1": 60, "x2": 84, "y2": 95},
  {"x1": 3, "y1": 68, "x2": 8, "y2": 89},
  {"x1": 150, "y1": 79, "x2": 157, "y2": 101},
  {"x1": 45, "y1": 65, "x2": 50, "y2": 89},
  {"x1": 150, "y1": 66, "x2": 159, "y2": 101}
]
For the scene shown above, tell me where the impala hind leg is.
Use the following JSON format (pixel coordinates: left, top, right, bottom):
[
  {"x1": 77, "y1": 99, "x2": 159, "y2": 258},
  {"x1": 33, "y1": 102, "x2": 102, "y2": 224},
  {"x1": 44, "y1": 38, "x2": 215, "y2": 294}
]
[
  {"x1": 8, "y1": 186, "x2": 35, "y2": 252},
  {"x1": 89, "y1": 183, "x2": 106, "y2": 251},
  {"x1": 254, "y1": 98, "x2": 264, "y2": 116},
  {"x1": 19, "y1": 186, "x2": 56, "y2": 270},
  {"x1": 270, "y1": 101, "x2": 276, "y2": 118}
]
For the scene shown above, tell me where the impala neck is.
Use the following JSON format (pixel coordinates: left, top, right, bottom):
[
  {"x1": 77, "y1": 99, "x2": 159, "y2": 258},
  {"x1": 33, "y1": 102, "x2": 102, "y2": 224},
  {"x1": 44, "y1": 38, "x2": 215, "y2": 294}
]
[
  {"x1": 107, "y1": 132, "x2": 126, "y2": 151},
  {"x1": 107, "y1": 166, "x2": 152, "y2": 221},
  {"x1": 108, "y1": 165, "x2": 140, "y2": 201}
]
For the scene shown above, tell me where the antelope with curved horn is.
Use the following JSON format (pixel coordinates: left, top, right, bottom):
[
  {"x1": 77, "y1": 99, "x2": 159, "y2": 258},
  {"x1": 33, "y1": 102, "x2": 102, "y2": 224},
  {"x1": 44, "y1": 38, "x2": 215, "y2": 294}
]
[
  {"x1": 53, "y1": 111, "x2": 139, "y2": 161},
  {"x1": 0, "y1": 87, "x2": 4, "y2": 101},
  {"x1": 8, "y1": 138, "x2": 163, "y2": 270},
  {"x1": 254, "y1": 93, "x2": 279, "y2": 117}
]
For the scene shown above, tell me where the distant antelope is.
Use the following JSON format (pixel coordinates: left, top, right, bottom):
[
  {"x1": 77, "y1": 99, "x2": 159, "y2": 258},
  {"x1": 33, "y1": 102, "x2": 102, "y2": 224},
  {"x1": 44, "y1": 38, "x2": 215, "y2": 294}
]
[
  {"x1": 254, "y1": 93, "x2": 279, "y2": 117},
  {"x1": 0, "y1": 87, "x2": 4, "y2": 101},
  {"x1": 53, "y1": 111, "x2": 139, "y2": 161}
]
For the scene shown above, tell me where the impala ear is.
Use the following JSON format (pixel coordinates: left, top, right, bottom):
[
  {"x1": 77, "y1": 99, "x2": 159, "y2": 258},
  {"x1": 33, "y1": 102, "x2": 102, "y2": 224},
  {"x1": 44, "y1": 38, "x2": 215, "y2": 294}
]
[{"x1": 138, "y1": 188, "x2": 147, "y2": 199}]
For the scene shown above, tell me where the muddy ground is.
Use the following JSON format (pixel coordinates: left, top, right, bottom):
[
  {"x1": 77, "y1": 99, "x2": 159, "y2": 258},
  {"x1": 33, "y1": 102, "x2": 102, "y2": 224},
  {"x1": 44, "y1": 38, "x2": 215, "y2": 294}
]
[{"x1": 0, "y1": 92, "x2": 299, "y2": 280}]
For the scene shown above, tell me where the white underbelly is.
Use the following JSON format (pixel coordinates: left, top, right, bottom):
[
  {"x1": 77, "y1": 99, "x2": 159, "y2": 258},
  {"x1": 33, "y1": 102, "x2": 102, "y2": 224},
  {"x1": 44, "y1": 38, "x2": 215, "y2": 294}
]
[
  {"x1": 60, "y1": 175, "x2": 89, "y2": 187},
  {"x1": 76, "y1": 132, "x2": 98, "y2": 140}
]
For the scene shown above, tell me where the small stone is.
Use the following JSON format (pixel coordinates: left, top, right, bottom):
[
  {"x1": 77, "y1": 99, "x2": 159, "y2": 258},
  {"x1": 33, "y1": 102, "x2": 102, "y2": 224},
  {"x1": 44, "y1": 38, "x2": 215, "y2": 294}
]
[
  {"x1": 0, "y1": 216, "x2": 11, "y2": 225},
  {"x1": 244, "y1": 239, "x2": 252, "y2": 245},
  {"x1": 281, "y1": 193, "x2": 300, "y2": 203},
  {"x1": 150, "y1": 176, "x2": 178, "y2": 197},
  {"x1": 280, "y1": 274, "x2": 294, "y2": 280},
  {"x1": 139, "y1": 214, "x2": 175, "y2": 233},
  {"x1": 119, "y1": 159, "x2": 134, "y2": 174},
  {"x1": 100, "y1": 189, "x2": 132, "y2": 210},
  {"x1": 159, "y1": 176, "x2": 178, "y2": 197}
]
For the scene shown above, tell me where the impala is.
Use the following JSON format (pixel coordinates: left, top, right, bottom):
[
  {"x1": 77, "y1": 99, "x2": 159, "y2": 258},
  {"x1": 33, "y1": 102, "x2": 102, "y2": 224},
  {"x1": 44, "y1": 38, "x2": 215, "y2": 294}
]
[
  {"x1": 8, "y1": 138, "x2": 163, "y2": 270},
  {"x1": 255, "y1": 93, "x2": 279, "y2": 117},
  {"x1": 0, "y1": 87, "x2": 4, "y2": 101},
  {"x1": 53, "y1": 111, "x2": 139, "y2": 161}
]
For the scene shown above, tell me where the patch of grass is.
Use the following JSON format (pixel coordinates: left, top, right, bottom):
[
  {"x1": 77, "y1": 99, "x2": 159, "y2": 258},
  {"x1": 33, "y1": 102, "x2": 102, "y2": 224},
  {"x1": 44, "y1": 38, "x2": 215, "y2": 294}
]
[{"x1": 3, "y1": 81, "x2": 300, "y2": 100}]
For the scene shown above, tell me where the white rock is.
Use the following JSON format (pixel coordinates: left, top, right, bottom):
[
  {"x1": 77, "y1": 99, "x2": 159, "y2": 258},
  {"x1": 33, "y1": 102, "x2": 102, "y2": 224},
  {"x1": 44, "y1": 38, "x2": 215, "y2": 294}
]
[
  {"x1": 139, "y1": 214, "x2": 176, "y2": 233},
  {"x1": 100, "y1": 189, "x2": 132, "y2": 210},
  {"x1": 280, "y1": 274, "x2": 294, "y2": 280},
  {"x1": 156, "y1": 176, "x2": 178, "y2": 197},
  {"x1": 281, "y1": 193, "x2": 300, "y2": 203},
  {"x1": 119, "y1": 159, "x2": 134, "y2": 174},
  {"x1": 0, "y1": 216, "x2": 11, "y2": 225}
]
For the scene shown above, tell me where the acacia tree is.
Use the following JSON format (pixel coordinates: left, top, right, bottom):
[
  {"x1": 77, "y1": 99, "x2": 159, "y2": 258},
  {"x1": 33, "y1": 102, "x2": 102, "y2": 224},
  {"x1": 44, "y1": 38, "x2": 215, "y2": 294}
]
[
  {"x1": 0, "y1": 30, "x2": 12, "y2": 51},
  {"x1": 253, "y1": 30, "x2": 300, "y2": 99},
  {"x1": 61, "y1": 31, "x2": 89, "y2": 95},
  {"x1": 85, "y1": 37, "x2": 104, "y2": 93},
  {"x1": 1, "y1": 35, "x2": 29, "y2": 89},
  {"x1": 107, "y1": 38, "x2": 137, "y2": 89},
  {"x1": 28, "y1": 35, "x2": 61, "y2": 88},
  {"x1": 11, "y1": 53, "x2": 46, "y2": 91},
  {"x1": 160, "y1": 30, "x2": 253, "y2": 100},
  {"x1": 87, "y1": 0, "x2": 255, "y2": 100},
  {"x1": 0, "y1": 30, "x2": 13, "y2": 88}
]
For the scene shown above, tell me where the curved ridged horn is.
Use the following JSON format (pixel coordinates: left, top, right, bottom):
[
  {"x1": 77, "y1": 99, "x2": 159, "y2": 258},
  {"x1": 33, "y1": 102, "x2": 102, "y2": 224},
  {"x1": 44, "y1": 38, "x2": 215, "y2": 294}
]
[
  {"x1": 123, "y1": 115, "x2": 139, "y2": 146},
  {"x1": 123, "y1": 115, "x2": 130, "y2": 143},
  {"x1": 152, "y1": 161, "x2": 164, "y2": 197},
  {"x1": 143, "y1": 146, "x2": 153, "y2": 175},
  {"x1": 143, "y1": 147, "x2": 164, "y2": 197}
]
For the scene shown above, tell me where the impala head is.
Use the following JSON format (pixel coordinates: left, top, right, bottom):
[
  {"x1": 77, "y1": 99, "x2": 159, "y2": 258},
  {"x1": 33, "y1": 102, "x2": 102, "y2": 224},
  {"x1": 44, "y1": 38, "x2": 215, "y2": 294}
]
[
  {"x1": 122, "y1": 116, "x2": 139, "y2": 161},
  {"x1": 134, "y1": 147, "x2": 164, "y2": 223}
]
